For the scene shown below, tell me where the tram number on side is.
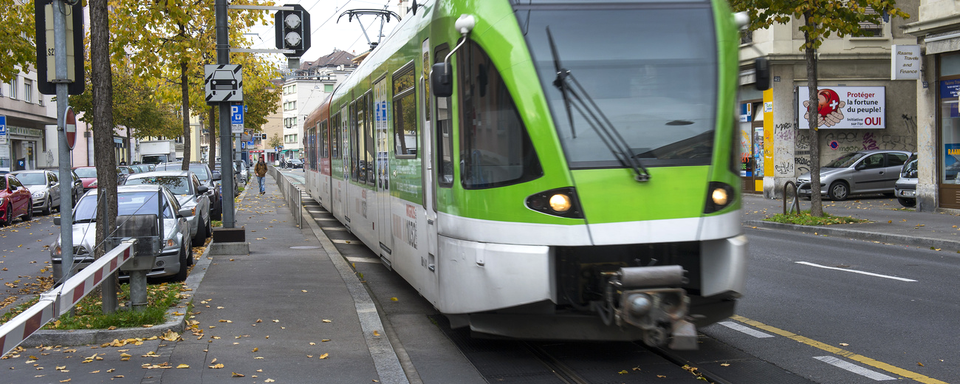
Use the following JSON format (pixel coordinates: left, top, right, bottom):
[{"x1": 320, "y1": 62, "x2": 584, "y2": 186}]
[{"x1": 392, "y1": 214, "x2": 418, "y2": 249}]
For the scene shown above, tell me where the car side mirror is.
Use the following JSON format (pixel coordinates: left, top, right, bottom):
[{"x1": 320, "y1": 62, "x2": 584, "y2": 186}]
[
  {"x1": 431, "y1": 62, "x2": 453, "y2": 98},
  {"x1": 198, "y1": 185, "x2": 209, "y2": 194},
  {"x1": 178, "y1": 207, "x2": 193, "y2": 218},
  {"x1": 854, "y1": 162, "x2": 865, "y2": 171},
  {"x1": 53, "y1": 217, "x2": 61, "y2": 226},
  {"x1": 212, "y1": 171, "x2": 222, "y2": 181}
]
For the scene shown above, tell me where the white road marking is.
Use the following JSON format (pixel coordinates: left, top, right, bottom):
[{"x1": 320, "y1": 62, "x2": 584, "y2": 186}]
[
  {"x1": 795, "y1": 261, "x2": 917, "y2": 282},
  {"x1": 813, "y1": 356, "x2": 897, "y2": 381},
  {"x1": 718, "y1": 321, "x2": 774, "y2": 338}
]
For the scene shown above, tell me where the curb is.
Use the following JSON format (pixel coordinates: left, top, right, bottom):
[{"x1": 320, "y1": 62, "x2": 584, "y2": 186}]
[{"x1": 744, "y1": 220, "x2": 960, "y2": 252}]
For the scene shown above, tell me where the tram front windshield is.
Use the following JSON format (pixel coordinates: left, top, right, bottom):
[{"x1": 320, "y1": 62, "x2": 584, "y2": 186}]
[{"x1": 516, "y1": 0, "x2": 718, "y2": 169}]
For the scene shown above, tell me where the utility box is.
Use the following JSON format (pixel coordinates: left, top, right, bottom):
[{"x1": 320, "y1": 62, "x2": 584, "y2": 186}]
[{"x1": 111, "y1": 214, "x2": 161, "y2": 272}]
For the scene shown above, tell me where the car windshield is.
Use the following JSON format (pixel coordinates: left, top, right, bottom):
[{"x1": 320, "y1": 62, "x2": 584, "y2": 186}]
[
  {"x1": 74, "y1": 168, "x2": 97, "y2": 178},
  {"x1": 125, "y1": 176, "x2": 191, "y2": 194},
  {"x1": 14, "y1": 173, "x2": 47, "y2": 185},
  {"x1": 156, "y1": 164, "x2": 210, "y2": 182},
  {"x1": 517, "y1": 1, "x2": 717, "y2": 168},
  {"x1": 74, "y1": 191, "x2": 174, "y2": 221},
  {"x1": 824, "y1": 152, "x2": 865, "y2": 168}
]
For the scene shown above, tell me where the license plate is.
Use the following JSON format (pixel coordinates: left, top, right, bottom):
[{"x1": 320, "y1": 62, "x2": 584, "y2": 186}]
[
  {"x1": 798, "y1": 188, "x2": 810, "y2": 194},
  {"x1": 900, "y1": 190, "x2": 915, "y2": 197}
]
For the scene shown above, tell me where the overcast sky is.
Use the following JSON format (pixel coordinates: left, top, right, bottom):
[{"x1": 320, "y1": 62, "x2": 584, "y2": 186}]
[{"x1": 246, "y1": 0, "x2": 403, "y2": 64}]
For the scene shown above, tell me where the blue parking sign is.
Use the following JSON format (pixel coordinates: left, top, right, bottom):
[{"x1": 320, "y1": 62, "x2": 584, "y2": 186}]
[{"x1": 231, "y1": 105, "x2": 244, "y2": 125}]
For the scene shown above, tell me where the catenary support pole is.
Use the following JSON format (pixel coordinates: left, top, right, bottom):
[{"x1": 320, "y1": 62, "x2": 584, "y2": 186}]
[{"x1": 216, "y1": 0, "x2": 235, "y2": 228}]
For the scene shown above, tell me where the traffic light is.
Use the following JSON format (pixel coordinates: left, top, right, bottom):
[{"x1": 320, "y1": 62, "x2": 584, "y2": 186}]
[{"x1": 275, "y1": 4, "x2": 310, "y2": 57}]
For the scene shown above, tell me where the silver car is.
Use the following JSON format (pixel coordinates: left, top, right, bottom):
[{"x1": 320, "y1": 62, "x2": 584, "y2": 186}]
[
  {"x1": 51, "y1": 184, "x2": 193, "y2": 281},
  {"x1": 797, "y1": 150, "x2": 912, "y2": 201},
  {"x1": 894, "y1": 154, "x2": 918, "y2": 207},
  {"x1": 123, "y1": 170, "x2": 212, "y2": 247},
  {"x1": 11, "y1": 170, "x2": 61, "y2": 215}
]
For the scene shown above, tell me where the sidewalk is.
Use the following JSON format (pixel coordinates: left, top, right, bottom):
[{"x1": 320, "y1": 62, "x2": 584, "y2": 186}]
[
  {"x1": 743, "y1": 193, "x2": 960, "y2": 253},
  {"x1": 0, "y1": 171, "x2": 407, "y2": 383}
]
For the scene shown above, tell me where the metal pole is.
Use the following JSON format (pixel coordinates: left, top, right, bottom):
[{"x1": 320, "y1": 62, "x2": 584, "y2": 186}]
[
  {"x1": 216, "y1": 0, "x2": 235, "y2": 228},
  {"x1": 53, "y1": 0, "x2": 74, "y2": 283}
]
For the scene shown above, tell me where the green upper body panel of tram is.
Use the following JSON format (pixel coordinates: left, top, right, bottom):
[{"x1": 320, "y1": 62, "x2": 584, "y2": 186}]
[{"x1": 325, "y1": 0, "x2": 741, "y2": 242}]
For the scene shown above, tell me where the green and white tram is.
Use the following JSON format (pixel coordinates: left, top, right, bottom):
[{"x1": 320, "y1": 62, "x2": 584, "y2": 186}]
[{"x1": 303, "y1": 0, "x2": 764, "y2": 349}]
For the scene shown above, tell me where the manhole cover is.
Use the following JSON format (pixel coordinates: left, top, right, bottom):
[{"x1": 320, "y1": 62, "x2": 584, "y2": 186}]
[{"x1": 290, "y1": 246, "x2": 321, "y2": 249}]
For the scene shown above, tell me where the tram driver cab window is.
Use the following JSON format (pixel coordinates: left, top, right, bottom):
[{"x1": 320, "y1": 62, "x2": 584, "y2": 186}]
[{"x1": 458, "y1": 40, "x2": 542, "y2": 189}]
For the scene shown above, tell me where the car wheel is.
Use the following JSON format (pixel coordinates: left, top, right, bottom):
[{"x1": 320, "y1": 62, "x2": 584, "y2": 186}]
[
  {"x1": 193, "y1": 219, "x2": 206, "y2": 247},
  {"x1": 23, "y1": 199, "x2": 33, "y2": 222},
  {"x1": 2, "y1": 203, "x2": 12, "y2": 226},
  {"x1": 828, "y1": 181, "x2": 849, "y2": 201},
  {"x1": 898, "y1": 197, "x2": 916, "y2": 208},
  {"x1": 175, "y1": 245, "x2": 189, "y2": 281},
  {"x1": 42, "y1": 197, "x2": 52, "y2": 215}
]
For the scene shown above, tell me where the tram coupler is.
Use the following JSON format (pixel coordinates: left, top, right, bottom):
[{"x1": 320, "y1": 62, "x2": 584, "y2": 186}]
[{"x1": 609, "y1": 265, "x2": 696, "y2": 350}]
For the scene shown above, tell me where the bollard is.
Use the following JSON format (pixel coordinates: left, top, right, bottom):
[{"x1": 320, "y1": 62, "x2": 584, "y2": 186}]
[{"x1": 129, "y1": 270, "x2": 148, "y2": 311}]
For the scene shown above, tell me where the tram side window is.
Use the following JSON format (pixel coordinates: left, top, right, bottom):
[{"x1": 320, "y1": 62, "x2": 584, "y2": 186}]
[
  {"x1": 435, "y1": 45, "x2": 454, "y2": 187},
  {"x1": 332, "y1": 113, "x2": 340, "y2": 158},
  {"x1": 458, "y1": 40, "x2": 542, "y2": 189},
  {"x1": 394, "y1": 65, "x2": 417, "y2": 158},
  {"x1": 352, "y1": 102, "x2": 361, "y2": 182},
  {"x1": 364, "y1": 92, "x2": 376, "y2": 185},
  {"x1": 321, "y1": 121, "x2": 329, "y2": 159}
]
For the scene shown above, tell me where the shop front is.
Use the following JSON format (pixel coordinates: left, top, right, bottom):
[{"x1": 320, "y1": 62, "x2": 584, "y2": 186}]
[
  {"x1": 0, "y1": 125, "x2": 42, "y2": 172},
  {"x1": 937, "y1": 53, "x2": 960, "y2": 208}
]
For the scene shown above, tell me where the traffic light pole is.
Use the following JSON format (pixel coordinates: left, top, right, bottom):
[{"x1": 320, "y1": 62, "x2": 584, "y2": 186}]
[
  {"x1": 215, "y1": 0, "x2": 236, "y2": 229},
  {"x1": 52, "y1": 0, "x2": 74, "y2": 285}
]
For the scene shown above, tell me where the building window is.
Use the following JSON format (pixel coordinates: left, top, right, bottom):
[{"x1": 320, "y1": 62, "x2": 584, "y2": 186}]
[
  {"x1": 858, "y1": 7, "x2": 884, "y2": 37},
  {"x1": 10, "y1": 77, "x2": 17, "y2": 100},
  {"x1": 740, "y1": 30, "x2": 753, "y2": 45},
  {"x1": 24, "y1": 78, "x2": 33, "y2": 103},
  {"x1": 393, "y1": 63, "x2": 417, "y2": 157}
]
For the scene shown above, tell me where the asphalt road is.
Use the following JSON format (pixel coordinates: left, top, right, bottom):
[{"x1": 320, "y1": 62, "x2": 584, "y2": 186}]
[
  {"x1": 0, "y1": 214, "x2": 59, "y2": 305},
  {"x1": 702, "y1": 227, "x2": 958, "y2": 383}
]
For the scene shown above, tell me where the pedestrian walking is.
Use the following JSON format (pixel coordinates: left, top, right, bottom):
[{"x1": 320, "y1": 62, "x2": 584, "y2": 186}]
[{"x1": 254, "y1": 156, "x2": 268, "y2": 195}]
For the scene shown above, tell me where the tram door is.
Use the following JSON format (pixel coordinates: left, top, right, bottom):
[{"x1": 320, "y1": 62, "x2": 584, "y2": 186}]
[
  {"x1": 374, "y1": 77, "x2": 393, "y2": 264},
  {"x1": 421, "y1": 39, "x2": 439, "y2": 288}
]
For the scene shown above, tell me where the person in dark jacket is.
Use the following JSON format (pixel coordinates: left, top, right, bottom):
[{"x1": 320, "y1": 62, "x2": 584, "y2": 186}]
[{"x1": 254, "y1": 157, "x2": 268, "y2": 195}]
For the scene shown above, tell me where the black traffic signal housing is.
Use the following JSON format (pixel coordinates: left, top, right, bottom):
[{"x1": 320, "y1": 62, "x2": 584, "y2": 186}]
[{"x1": 275, "y1": 4, "x2": 311, "y2": 57}]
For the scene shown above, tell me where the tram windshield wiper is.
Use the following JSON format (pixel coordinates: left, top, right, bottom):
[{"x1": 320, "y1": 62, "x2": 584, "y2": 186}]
[{"x1": 545, "y1": 27, "x2": 650, "y2": 182}]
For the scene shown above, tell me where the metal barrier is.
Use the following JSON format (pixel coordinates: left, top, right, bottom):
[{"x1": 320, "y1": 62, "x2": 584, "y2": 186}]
[
  {"x1": 273, "y1": 167, "x2": 302, "y2": 229},
  {"x1": 0, "y1": 239, "x2": 137, "y2": 357},
  {"x1": 783, "y1": 181, "x2": 801, "y2": 215}
]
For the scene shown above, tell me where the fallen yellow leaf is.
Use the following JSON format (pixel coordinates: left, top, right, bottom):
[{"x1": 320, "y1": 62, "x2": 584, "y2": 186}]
[
  {"x1": 322, "y1": 319, "x2": 332, "y2": 323},
  {"x1": 232, "y1": 372, "x2": 245, "y2": 377},
  {"x1": 319, "y1": 353, "x2": 329, "y2": 359},
  {"x1": 252, "y1": 348, "x2": 259, "y2": 352},
  {"x1": 373, "y1": 330, "x2": 380, "y2": 337},
  {"x1": 618, "y1": 370, "x2": 628, "y2": 374},
  {"x1": 390, "y1": 297, "x2": 398, "y2": 301},
  {"x1": 209, "y1": 363, "x2": 225, "y2": 369},
  {"x1": 177, "y1": 364, "x2": 190, "y2": 369}
]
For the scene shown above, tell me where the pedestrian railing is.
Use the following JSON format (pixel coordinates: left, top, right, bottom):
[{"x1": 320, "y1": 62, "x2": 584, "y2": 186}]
[
  {"x1": 0, "y1": 240, "x2": 137, "y2": 357},
  {"x1": 274, "y1": 169, "x2": 303, "y2": 229}
]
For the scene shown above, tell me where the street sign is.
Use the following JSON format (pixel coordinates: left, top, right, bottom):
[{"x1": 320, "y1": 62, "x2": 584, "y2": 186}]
[
  {"x1": 204, "y1": 64, "x2": 243, "y2": 104},
  {"x1": 230, "y1": 104, "x2": 244, "y2": 134},
  {"x1": 65, "y1": 107, "x2": 76, "y2": 150},
  {"x1": 0, "y1": 115, "x2": 7, "y2": 145}
]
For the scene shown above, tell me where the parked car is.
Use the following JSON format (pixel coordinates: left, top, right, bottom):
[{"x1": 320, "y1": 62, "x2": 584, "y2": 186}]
[
  {"x1": 117, "y1": 166, "x2": 138, "y2": 183},
  {"x1": 73, "y1": 166, "x2": 99, "y2": 191},
  {"x1": 286, "y1": 158, "x2": 303, "y2": 169},
  {"x1": 797, "y1": 150, "x2": 912, "y2": 201},
  {"x1": 213, "y1": 163, "x2": 240, "y2": 197},
  {"x1": 234, "y1": 160, "x2": 248, "y2": 184},
  {"x1": 0, "y1": 174, "x2": 33, "y2": 225},
  {"x1": 123, "y1": 170, "x2": 211, "y2": 247},
  {"x1": 51, "y1": 184, "x2": 193, "y2": 281},
  {"x1": 894, "y1": 154, "x2": 918, "y2": 207},
  {"x1": 153, "y1": 163, "x2": 222, "y2": 220},
  {"x1": 69, "y1": 170, "x2": 84, "y2": 204},
  {"x1": 11, "y1": 170, "x2": 61, "y2": 215}
]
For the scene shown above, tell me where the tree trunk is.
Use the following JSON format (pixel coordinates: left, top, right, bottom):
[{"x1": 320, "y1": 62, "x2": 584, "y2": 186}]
[
  {"x1": 181, "y1": 60, "x2": 191, "y2": 170},
  {"x1": 805, "y1": 13, "x2": 823, "y2": 217},
  {"x1": 90, "y1": 0, "x2": 119, "y2": 314}
]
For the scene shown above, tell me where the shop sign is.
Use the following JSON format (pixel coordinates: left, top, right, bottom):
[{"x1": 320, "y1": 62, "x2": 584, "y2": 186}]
[
  {"x1": 891, "y1": 45, "x2": 921, "y2": 80},
  {"x1": 797, "y1": 86, "x2": 885, "y2": 129},
  {"x1": 0, "y1": 116, "x2": 6, "y2": 145}
]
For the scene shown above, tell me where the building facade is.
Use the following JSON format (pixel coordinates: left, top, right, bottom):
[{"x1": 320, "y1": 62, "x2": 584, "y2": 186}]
[
  {"x1": 0, "y1": 68, "x2": 56, "y2": 172},
  {"x1": 739, "y1": 1, "x2": 921, "y2": 199},
  {"x1": 905, "y1": 0, "x2": 960, "y2": 211}
]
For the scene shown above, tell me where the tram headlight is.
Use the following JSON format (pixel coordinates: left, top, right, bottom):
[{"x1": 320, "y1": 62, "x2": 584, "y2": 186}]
[
  {"x1": 525, "y1": 187, "x2": 583, "y2": 219},
  {"x1": 711, "y1": 187, "x2": 728, "y2": 206},
  {"x1": 549, "y1": 193, "x2": 571, "y2": 212},
  {"x1": 704, "y1": 182, "x2": 735, "y2": 214}
]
